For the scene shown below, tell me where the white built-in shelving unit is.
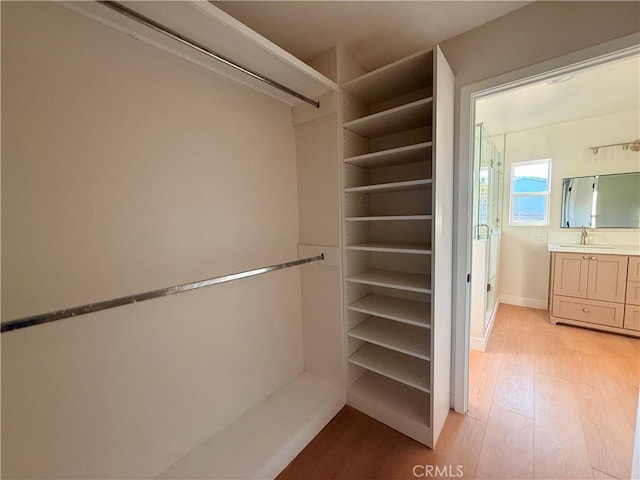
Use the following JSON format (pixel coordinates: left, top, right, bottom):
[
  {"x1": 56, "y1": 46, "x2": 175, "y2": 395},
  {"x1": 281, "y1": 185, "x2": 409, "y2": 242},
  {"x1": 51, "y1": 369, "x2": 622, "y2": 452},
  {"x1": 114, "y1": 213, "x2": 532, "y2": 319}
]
[{"x1": 340, "y1": 47, "x2": 454, "y2": 447}]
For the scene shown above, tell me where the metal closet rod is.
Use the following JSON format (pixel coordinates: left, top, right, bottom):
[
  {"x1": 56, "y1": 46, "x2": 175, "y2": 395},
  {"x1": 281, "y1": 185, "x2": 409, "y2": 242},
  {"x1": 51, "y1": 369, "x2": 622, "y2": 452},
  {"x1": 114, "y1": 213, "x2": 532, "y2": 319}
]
[
  {"x1": 98, "y1": 1, "x2": 320, "y2": 108},
  {"x1": 1, "y1": 253, "x2": 324, "y2": 334}
]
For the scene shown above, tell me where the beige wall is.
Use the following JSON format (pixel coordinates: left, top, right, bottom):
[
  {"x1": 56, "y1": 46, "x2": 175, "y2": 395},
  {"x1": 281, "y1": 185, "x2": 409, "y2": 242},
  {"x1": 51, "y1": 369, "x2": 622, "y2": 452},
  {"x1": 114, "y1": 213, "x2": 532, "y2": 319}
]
[
  {"x1": 441, "y1": 1, "x2": 640, "y2": 89},
  {"x1": 294, "y1": 107, "x2": 344, "y2": 387},
  {"x1": 1, "y1": 2, "x2": 303, "y2": 478},
  {"x1": 498, "y1": 109, "x2": 640, "y2": 306}
]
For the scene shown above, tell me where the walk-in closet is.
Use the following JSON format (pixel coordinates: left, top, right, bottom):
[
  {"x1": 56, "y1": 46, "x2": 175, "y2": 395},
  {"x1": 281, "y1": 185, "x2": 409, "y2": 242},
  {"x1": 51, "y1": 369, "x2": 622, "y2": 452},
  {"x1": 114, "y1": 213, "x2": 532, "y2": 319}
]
[{"x1": 2, "y1": 2, "x2": 452, "y2": 478}]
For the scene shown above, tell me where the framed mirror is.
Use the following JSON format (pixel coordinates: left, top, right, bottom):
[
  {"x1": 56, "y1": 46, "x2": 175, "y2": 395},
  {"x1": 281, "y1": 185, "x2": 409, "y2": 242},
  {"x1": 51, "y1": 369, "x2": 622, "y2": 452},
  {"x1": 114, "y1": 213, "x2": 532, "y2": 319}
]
[{"x1": 561, "y1": 171, "x2": 640, "y2": 228}]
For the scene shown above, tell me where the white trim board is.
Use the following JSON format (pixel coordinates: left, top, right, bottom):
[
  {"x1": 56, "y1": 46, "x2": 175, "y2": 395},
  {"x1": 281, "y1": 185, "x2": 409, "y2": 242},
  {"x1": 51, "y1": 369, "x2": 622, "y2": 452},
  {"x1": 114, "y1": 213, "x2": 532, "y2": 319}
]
[
  {"x1": 469, "y1": 296, "x2": 501, "y2": 352},
  {"x1": 500, "y1": 295, "x2": 547, "y2": 310},
  {"x1": 156, "y1": 373, "x2": 345, "y2": 480}
]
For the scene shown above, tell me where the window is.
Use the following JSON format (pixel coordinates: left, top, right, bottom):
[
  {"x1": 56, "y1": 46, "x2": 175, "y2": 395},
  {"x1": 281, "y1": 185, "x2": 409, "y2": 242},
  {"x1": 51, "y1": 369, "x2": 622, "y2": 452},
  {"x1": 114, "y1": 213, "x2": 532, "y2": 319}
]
[{"x1": 509, "y1": 159, "x2": 551, "y2": 226}]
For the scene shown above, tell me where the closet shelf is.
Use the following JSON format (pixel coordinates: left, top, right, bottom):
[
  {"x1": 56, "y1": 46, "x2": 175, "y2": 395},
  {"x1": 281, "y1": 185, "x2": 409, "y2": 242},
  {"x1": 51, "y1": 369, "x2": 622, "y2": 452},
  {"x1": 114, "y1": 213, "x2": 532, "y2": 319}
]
[
  {"x1": 344, "y1": 142, "x2": 432, "y2": 168},
  {"x1": 343, "y1": 98, "x2": 433, "y2": 138},
  {"x1": 345, "y1": 179, "x2": 432, "y2": 194},
  {"x1": 348, "y1": 372, "x2": 431, "y2": 429},
  {"x1": 346, "y1": 269, "x2": 431, "y2": 293},
  {"x1": 341, "y1": 50, "x2": 433, "y2": 105},
  {"x1": 59, "y1": 1, "x2": 336, "y2": 107},
  {"x1": 346, "y1": 242, "x2": 431, "y2": 255},
  {"x1": 345, "y1": 215, "x2": 431, "y2": 222},
  {"x1": 348, "y1": 343, "x2": 431, "y2": 393},
  {"x1": 348, "y1": 316, "x2": 431, "y2": 360},
  {"x1": 347, "y1": 293, "x2": 431, "y2": 328}
]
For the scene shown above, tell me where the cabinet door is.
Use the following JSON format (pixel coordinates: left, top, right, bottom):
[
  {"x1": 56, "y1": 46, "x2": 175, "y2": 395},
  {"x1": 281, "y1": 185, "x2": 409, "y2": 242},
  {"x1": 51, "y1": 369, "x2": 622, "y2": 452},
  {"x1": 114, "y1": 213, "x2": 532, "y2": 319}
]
[
  {"x1": 553, "y1": 253, "x2": 589, "y2": 298},
  {"x1": 624, "y1": 305, "x2": 640, "y2": 331},
  {"x1": 627, "y1": 281, "x2": 640, "y2": 306},
  {"x1": 628, "y1": 256, "x2": 640, "y2": 282},
  {"x1": 586, "y1": 255, "x2": 628, "y2": 303}
]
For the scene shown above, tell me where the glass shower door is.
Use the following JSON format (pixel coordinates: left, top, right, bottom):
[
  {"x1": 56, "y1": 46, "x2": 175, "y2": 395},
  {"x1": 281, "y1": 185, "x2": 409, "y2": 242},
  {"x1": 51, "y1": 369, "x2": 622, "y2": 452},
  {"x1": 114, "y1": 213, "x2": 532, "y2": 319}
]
[{"x1": 471, "y1": 124, "x2": 503, "y2": 341}]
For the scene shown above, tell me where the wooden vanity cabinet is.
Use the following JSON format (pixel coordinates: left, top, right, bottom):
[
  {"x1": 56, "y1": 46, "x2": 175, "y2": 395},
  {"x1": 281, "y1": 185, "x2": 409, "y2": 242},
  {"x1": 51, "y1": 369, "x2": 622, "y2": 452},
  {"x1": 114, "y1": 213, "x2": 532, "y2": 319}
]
[
  {"x1": 549, "y1": 251, "x2": 639, "y2": 338},
  {"x1": 586, "y1": 255, "x2": 628, "y2": 303},
  {"x1": 552, "y1": 253, "x2": 589, "y2": 298}
]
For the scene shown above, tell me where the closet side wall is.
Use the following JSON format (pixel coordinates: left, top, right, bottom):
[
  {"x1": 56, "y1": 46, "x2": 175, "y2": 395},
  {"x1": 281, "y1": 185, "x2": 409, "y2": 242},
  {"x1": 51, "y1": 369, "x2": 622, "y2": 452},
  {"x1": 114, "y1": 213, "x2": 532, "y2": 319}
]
[
  {"x1": 1, "y1": 2, "x2": 302, "y2": 478},
  {"x1": 294, "y1": 99, "x2": 345, "y2": 388}
]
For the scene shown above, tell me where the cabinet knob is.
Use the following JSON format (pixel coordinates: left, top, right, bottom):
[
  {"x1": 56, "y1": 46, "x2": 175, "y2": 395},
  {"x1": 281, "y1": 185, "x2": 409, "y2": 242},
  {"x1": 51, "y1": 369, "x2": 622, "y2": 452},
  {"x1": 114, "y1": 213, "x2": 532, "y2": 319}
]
[
  {"x1": 591, "y1": 256, "x2": 596, "y2": 260},
  {"x1": 582, "y1": 255, "x2": 589, "y2": 259},
  {"x1": 583, "y1": 308, "x2": 589, "y2": 313}
]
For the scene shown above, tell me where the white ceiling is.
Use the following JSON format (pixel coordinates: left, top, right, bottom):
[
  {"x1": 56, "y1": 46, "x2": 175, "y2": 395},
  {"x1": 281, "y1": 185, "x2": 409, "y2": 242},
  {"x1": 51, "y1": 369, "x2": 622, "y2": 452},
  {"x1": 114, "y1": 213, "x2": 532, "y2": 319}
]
[
  {"x1": 211, "y1": 1, "x2": 638, "y2": 134},
  {"x1": 213, "y1": 1, "x2": 530, "y2": 71},
  {"x1": 475, "y1": 54, "x2": 640, "y2": 135}
]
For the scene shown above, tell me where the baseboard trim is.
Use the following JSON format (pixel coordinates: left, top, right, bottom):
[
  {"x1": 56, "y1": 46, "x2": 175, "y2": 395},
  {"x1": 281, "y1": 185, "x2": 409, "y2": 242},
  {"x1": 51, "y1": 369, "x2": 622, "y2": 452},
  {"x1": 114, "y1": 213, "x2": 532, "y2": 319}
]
[
  {"x1": 469, "y1": 296, "x2": 501, "y2": 352},
  {"x1": 500, "y1": 295, "x2": 547, "y2": 310}
]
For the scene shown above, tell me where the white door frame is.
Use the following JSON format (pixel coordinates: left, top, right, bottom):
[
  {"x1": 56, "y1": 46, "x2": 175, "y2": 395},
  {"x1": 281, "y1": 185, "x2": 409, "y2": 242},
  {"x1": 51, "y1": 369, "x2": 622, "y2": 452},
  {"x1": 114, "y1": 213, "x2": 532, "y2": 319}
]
[{"x1": 452, "y1": 33, "x2": 640, "y2": 414}]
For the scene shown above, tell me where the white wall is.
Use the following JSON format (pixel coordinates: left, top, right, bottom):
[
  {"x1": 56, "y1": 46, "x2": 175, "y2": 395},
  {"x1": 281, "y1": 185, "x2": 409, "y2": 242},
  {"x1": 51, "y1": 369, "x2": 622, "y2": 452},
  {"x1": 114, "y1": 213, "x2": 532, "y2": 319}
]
[
  {"x1": 1, "y1": 2, "x2": 303, "y2": 478},
  {"x1": 294, "y1": 103, "x2": 344, "y2": 388},
  {"x1": 441, "y1": 2, "x2": 640, "y2": 90},
  {"x1": 498, "y1": 109, "x2": 640, "y2": 307}
]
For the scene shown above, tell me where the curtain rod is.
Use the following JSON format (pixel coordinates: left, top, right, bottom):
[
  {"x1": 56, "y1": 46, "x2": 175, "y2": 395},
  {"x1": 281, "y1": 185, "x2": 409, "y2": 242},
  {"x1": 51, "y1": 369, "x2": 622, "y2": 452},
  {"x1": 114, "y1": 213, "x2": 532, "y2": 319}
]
[
  {"x1": 98, "y1": 1, "x2": 320, "y2": 108},
  {"x1": 1, "y1": 254, "x2": 324, "y2": 333}
]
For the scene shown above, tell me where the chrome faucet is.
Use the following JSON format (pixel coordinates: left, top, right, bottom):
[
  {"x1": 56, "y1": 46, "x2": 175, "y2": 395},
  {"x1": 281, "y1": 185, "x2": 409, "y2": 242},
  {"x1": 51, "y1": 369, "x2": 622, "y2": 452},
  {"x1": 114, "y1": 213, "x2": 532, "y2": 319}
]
[{"x1": 580, "y1": 226, "x2": 589, "y2": 245}]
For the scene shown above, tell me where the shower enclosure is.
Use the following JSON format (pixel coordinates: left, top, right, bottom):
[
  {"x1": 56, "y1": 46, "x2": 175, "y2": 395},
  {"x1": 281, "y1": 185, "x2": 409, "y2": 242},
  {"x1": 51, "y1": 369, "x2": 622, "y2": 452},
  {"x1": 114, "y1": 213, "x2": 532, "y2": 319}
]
[{"x1": 470, "y1": 123, "x2": 504, "y2": 351}]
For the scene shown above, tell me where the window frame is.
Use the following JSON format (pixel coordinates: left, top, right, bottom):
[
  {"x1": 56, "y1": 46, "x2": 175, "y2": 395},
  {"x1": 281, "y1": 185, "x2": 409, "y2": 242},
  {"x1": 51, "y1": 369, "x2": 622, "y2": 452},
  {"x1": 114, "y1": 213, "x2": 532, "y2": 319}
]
[{"x1": 509, "y1": 158, "x2": 552, "y2": 227}]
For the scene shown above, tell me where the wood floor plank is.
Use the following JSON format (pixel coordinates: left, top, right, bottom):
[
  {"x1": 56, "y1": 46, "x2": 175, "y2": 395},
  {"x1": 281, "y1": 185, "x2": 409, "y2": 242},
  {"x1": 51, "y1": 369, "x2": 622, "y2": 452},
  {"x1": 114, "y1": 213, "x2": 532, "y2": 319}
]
[
  {"x1": 534, "y1": 373, "x2": 593, "y2": 479},
  {"x1": 275, "y1": 305, "x2": 638, "y2": 480},
  {"x1": 500, "y1": 325, "x2": 535, "y2": 377},
  {"x1": 534, "y1": 340, "x2": 589, "y2": 384},
  {"x1": 592, "y1": 467, "x2": 619, "y2": 479},
  {"x1": 475, "y1": 405, "x2": 534, "y2": 479},
  {"x1": 428, "y1": 411, "x2": 486, "y2": 479},
  {"x1": 574, "y1": 383, "x2": 635, "y2": 480},
  {"x1": 492, "y1": 369, "x2": 534, "y2": 418},
  {"x1": 467, "y1": 350, "x2": 500, "y2": 423}
]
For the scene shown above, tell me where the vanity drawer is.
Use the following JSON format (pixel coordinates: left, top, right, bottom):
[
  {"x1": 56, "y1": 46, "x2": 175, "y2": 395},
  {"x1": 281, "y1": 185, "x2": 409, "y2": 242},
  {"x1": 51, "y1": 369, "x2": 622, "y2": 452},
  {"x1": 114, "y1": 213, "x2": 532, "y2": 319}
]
[
  {"x1": 627, "y1": 281, "x2": 640, "y2": 305},
  {"x1": 629, "y1": 257, "x2": 640, "y2": 282},
  {"x1": 624, "y1": 305, "x2": 640, "y2": 331},
  {"x1": 552, "y1": 295, "x2": 624, "y2": 328}
]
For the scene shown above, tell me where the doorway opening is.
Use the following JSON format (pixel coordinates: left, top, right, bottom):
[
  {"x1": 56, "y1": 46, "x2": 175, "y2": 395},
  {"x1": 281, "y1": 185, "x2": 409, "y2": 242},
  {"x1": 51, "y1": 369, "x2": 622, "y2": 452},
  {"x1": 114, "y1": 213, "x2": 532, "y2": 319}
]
[{"x1": 454, "y1": 38, "x2": 640, "y2": 414}]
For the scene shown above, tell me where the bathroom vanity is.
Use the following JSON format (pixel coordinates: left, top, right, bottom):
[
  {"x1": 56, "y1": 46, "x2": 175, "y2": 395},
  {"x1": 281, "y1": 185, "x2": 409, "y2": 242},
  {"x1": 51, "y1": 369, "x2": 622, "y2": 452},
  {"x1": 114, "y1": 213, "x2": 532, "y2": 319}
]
[{"x1": 548, "y1": 244, "x2": 640, "y2": 337}]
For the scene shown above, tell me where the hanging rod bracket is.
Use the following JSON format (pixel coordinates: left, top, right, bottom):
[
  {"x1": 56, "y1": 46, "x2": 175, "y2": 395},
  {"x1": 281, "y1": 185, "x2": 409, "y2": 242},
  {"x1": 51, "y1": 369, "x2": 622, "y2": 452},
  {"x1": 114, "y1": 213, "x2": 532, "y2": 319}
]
[{"x1": 98, "y1": 1, "x2": 320, "y2": 108}]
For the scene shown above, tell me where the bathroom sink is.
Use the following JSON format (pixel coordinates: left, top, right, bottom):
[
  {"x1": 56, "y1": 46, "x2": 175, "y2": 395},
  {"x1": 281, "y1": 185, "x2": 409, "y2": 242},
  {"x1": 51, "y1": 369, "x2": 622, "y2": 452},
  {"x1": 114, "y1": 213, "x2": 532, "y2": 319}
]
[
  {"x1": 549, "y1": 243, "x2": 640, "y2": 255},
  {"x1": 558, "y1": 244, "x2": 613, "y2": 249}
]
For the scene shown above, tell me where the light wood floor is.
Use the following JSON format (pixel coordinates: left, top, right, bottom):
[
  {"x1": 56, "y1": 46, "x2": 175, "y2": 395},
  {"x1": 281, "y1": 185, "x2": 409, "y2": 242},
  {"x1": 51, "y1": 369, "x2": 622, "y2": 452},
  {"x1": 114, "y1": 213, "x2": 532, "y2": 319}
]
[{"x1": 277, "y1": 305, "x2": 639, "y2": 480}]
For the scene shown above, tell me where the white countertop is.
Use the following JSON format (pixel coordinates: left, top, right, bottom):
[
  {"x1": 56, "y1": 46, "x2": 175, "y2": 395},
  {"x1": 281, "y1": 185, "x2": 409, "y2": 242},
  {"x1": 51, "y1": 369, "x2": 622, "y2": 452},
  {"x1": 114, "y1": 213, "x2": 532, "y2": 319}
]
[{"x1": 548, "y1": 243, "x2": 640, "y2": 256}]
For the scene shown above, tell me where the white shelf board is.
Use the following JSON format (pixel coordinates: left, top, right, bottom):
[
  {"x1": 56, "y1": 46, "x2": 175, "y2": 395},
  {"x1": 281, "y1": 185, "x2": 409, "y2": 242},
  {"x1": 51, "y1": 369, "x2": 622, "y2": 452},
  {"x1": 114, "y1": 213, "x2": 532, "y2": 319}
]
[
  {"x1": 343, "y1": 98, "x2": 433, "y2": 138},
  {"x1": 348, "y1": 343, "x2": 431, "y2": 393},
  {"x1": 348, "y1": 316, "x2": 431, "y2": 360},
  {"x1": 348, "y1": 372, "x2": 431, "y2": 444},
  {"x1": 157, "y1": 373, "x2": 344, "y2": 480},
  {"x1": 346, "y1": 215, "x2": 431, "y2": 222},
  {"x1": 346, "y1": 269, "x2": 431, "y2": 293},
  {"x1": 347, "y1": 293, "x2": 431, "y2": 329},
  {"x1": 346, "y1": 242, "x2": 432, "y2": 255},
  {"x1": 344, "y1": 142, "x2": 432, "y2": 168},
  {"x1": 58, "y1": 1, "x2": 335, "y2": 107},
  {"x1": 341, "y1": 49, "x2": 433, "y2": 104},
  {"x1": 345, "y1": 179, "x2": 432, "y2": 194}
]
